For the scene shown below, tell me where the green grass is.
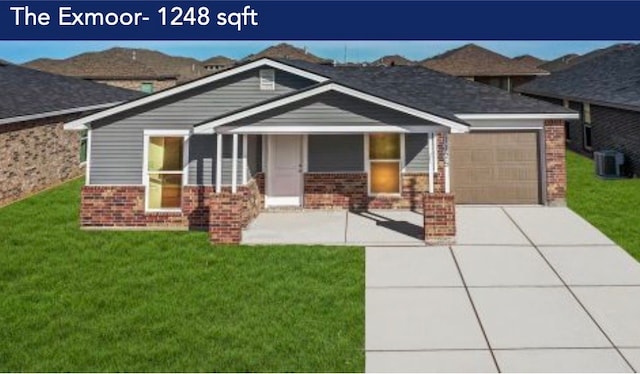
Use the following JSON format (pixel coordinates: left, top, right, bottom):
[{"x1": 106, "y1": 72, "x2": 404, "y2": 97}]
[
  {"x1": 567, "y1": 150, "x2": 640, "y2": 261},
  {"x1": 0, "y1": 179, "x2": 364, "y2": 372}
]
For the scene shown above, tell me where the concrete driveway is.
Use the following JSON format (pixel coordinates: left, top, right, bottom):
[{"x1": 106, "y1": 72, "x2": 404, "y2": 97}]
[{"x1": 367, "y1": 206, "x2": 640, "y2": 373}]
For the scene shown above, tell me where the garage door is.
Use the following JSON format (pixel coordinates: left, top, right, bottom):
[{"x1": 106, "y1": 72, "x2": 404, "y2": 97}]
[{"x1": 450, "y1": 132, "x2": 540, "y2": 204}]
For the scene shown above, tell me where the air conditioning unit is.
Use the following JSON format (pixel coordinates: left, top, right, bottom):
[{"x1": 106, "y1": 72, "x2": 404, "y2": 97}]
[{"x1": 594, "y1": 150, "x2": 625, "y2": 178}]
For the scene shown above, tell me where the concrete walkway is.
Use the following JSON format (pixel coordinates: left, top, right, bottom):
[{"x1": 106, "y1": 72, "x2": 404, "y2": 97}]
[
  {"x1": 242, "y1": 209, "x2": 424, "y2": 245},
  {"x1": 367, "y1": 206, "x2": 640, "y2": 373}
]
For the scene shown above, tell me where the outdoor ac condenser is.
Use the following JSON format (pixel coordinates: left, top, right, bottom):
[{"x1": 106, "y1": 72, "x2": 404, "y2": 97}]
[{"x1": 594, "y1": 150, "x2": 625, "y2": 178}]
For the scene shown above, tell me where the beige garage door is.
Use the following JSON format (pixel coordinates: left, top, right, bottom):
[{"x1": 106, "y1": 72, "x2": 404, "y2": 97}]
[{"x1": 450, "y1": 132, "x2": 540, "y2": 204}]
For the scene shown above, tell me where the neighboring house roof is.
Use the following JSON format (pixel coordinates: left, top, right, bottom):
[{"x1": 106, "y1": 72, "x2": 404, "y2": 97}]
[
  {"x1": 421, "y1": 44, "x2": 549, "y2": 77},
  {"x1": 372, "y1": 55, "x2": 415, "y2": 66},
  {"x1": 202, "y1": 55, "x2": 235, "y2": 66},
  {"x1": 539, "y1": 43, "x2": 636, "y2": 73},
  {"x1": 538, "y1": 54, "x2": 580, "y2": 73},
  {"x1": 517, "y1": 44, "x2": 640, "y2": 112},
  {"x1": 513, "y1": 55, "x2": 546, "y2": 68},
  {"x1": 24, "y1": 48, "x2": 208, "y2": 83},
  {"x1": 243, "y1": 43, "x2": 332, "y2": 64},
  {"x1": 0, "y1": 64, "x2": 142, "y2": 124},
  {"x1": 65, "y1": 58, "x2": 574, "y2": 132}
]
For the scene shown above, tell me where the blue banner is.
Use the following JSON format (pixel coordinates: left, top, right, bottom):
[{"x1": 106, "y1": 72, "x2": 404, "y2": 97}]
[{"x1": 0, "y1": 1, "x2": 638, "y2": 40}]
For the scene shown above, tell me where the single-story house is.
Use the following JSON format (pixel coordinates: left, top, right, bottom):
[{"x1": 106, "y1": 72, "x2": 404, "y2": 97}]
[
  {"x1": 0, "y1": 61, "x2": 141, "y2": 207},
  {"x1": 64, "y1": 58, "x2": 576, "y2": 244},
  {"x1": 422, "y1": 44, "x2": 549, "y2": 91},
  {"x1": 517, "y1": 44, "x2": 640, "y2": 177}
]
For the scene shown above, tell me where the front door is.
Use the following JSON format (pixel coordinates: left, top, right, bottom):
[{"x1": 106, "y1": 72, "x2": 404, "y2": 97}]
[{"x1": 266, "y1": 135, "x2": 303, "y2": 207}]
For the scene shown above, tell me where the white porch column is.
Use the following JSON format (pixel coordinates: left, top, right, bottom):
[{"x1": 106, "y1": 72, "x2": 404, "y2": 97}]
[
  {"x1": 232, "y1": 134, "x2": 238, "y2": 193},
  {"x1": 428, "y1": 132, "x2": 435, "y2": 193},
  {"x1": 216, "y1": 133, "x2": 223, "y2": 193},
  {"x1": 242, "y1": 134, "x2": 248, "y2": 184},
  {"x1": 444, "y1": 132, "x2": 451, "y2": 194}
]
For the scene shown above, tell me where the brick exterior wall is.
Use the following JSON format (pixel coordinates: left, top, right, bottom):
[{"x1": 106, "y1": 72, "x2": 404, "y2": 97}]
[
  {"x1": 544, "y1": 119, "x2": 567, "y2": 205},
  {"x1": 302, "y1": 172, "x2": 443, "y2": 210},
  {"x1": 209, "y1": 192, "x2": 244, "y2": 244},
  {"x1": 80, "y1": 178, "x2": 263, "y2": 231},
  {"x1": 423, "y1": 193, "x2": 456, "y2": 244},
  {"x1": 94, "y1": 79, "x2": 177, "y2": 92},
  {"x1": 0, "y1": 115, "x2": 84, "y2": 207},
  {"x1": 590, "y1": 105, "x2": 640, "y2": 177}
]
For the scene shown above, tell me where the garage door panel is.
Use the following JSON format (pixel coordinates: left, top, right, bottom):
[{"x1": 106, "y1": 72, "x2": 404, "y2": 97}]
[{"x1": 451, "y1": 132, "x2": 540, "y2": 204}]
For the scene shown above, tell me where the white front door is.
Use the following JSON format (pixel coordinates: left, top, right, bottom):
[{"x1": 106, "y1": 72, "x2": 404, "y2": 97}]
[{"x1": 266, "y1": 135, "x2": 303, "y2": 207}]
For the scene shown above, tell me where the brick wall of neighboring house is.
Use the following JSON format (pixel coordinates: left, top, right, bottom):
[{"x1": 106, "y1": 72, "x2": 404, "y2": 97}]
[
  {"x1": 0, "y1": 115, "x2": 84, "y2": 207},
  {"x1": 544, "y1": 119, "x2": 567, "y2": 204},
  {"x1": 80, "y1": 178, "x2": 263, "y2": 230},
  {"x1": 423, "y1": 193, "x2": 456, "y2": 244},
  {"x1": 590, "y1": 105, "x2": 640, "y2": 177},
  {"x1": 94, "y1": 79, "x2": 177, "y2": 92}
]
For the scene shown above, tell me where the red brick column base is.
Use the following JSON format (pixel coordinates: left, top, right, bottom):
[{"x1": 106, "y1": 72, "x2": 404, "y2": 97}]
[
  {"x1": 209, "y1": 192, "x2": 244, "y2": 245},
  {"x1": 423, "y1": 193, "x2": 456, "y2": 244},
  {"x1": 544, "y1": 119, "x2": 567, "y2": 205}
]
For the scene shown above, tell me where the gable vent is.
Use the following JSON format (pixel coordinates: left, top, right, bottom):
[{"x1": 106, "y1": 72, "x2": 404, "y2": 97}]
[{"x1": 259, "y1": 69, "x2": 275, "y2": 91}]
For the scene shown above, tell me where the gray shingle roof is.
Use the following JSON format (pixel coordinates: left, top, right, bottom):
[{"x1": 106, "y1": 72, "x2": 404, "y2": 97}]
[
  {"x1": 517, "y1": 45, "x2": 640, "y2": 111},
  {"x1": 278, "y1": 59, "x2": 572, "y2": 120},
  {"x1": 0, "y1": 64, "x2": 142, "y2": 122}
]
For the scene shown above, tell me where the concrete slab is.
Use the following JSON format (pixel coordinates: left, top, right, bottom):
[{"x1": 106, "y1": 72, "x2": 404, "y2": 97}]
[
  {"x1": 366, "y1": 350, "x2": 497, "y2": 373},
  {"x1": 573, "y1": 286, "x2": 640, "y2": 347},
  {"x1": 540, "y1": 246, "x2": 640, "y2": 286},
  {"x1": 620, "y1": 349, "x2": 640, "y2": 372},
  {"x1": 470, "y1": 288, "x2": 611, "y2": 349},
  {"x1": 366, "y1": 288, "x2": 487, "y2": 350},
  {"x1": 453, "y1": 245, "x2": 562, "y2": 287},
  {"x1": 494, "y1": 348, "x2": 632, "y2": 373},
  {"x1": 242, "y1": 211, "x2": 346, "y2": 244},
  {"x1": 346, "y1": 210, "x2": 424, "y2": 245},
  {"x1": 366, "y1": 247, "x2": 462, "y2": 288},
  {"x1": 504, "y1": 207, "x2": 614, "y2": 246},
  {"x1": 456, "y1": 207, "x2": 529, "y2": 245}
]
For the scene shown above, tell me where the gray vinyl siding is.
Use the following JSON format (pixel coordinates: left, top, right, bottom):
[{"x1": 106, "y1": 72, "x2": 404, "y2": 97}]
[
  {"x1": 187, "y1": 135, "x2": 261, "y2": 185},
  {"x1": 308, "y1": 135, "x2": 364, "y2": 172},
  {"x1": 404, "y1": 134, "x2": 430, "y2": 172},
  {"x1": 222, "y1": 91, "x2": 441, "y2": 130},
  {"x1": 89, "y1": 69, "x2": 312, "y2": 184}
]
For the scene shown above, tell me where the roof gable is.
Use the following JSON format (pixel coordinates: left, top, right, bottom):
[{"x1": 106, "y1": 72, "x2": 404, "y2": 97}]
[{"x1": 422, "y1": 43, "x2": 548, "y2": 76}]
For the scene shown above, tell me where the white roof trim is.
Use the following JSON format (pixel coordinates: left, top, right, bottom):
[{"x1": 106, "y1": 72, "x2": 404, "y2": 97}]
[
  {"x1": 220, "y1": 125, "x2": 409, "y2": 134},
  {"x1": 194, "y1": 82, "x2": 469, "y2": 134},
  {"x1": 456, "y1": 113, "x2": 579, "y2": 120},
  {"x1": 470, "y1": 126, "x2": 543, "y2": 131},
  {"x1": 63, "y1": 58, "x2": 330, "y2": 130},
  {"x1": 1, "y1": 102, "x2": 123, "y2": 127}
]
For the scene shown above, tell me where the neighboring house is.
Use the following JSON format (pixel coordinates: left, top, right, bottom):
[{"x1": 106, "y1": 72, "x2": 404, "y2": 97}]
[
  {"x1": 518, "y1": 44, "x2": 640, "y2": 177},
  {"x1": 202, "y1": 56, "x2": 236, "y2": 72},
  {"x1": 0, "y1": 61, "x2": 141, "y2": 207},
  {"x1": 372, "y1": 55, "x2": 415, "y2": 66},
  {"x1": 64, "y1": 58, "x2": 575, "y2": 244},
  {"x1": 539, "y1": 43, "x2": 635, "y2": 73},
  {"x1": 513, "y1": 55, "x2": 547, "y2": 69},
  {"x1": 243, "y1": 43, "x2": 333, "y2": 64},
  {"x1": 24, "y1": 48, "x2": 208, "y2": 92},
  {"x1": 422, "y1": 44, "x2": 549, "y2": 91}
]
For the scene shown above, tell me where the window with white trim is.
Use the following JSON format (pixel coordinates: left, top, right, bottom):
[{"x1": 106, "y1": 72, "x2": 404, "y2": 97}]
[
  {"x1": 79, "y1": 130, "x2": 88, "y2": 163},
  {"x1": 259, "y1": 69, "x2": 275, "y2": 90},
  {"x1": 369, "y1": 133, "x2": 401, "y2": 194},
  {"x1": 145, "y1": 135, "x2": 185, "y2": 210},
  {"x1": 583, "y1": 102, "x2": 592, "y2": 150}
]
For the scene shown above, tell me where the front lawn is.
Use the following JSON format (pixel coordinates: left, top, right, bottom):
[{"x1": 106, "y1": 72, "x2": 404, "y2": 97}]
[
  {"x1": 0, "y1": 179, "x2": 364, "y2": 372},
  {"x1": 567, "y1": 150, "x2": 640, "y2": 261}
]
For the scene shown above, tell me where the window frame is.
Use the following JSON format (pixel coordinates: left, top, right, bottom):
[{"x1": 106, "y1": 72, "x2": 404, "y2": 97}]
[
  {"x1": 142, "y1": 129, "x2": 190, "y2": 212},
  {"x1": 259, "y1": 69, "x2": 275, "y2": 91},
  {"x1": 582, "y1": 102, "x2": 593, "y2": 151},
  {"x1": 79, "y1": 129, "x2": 88, "y2": 164},
  {"x1": 364, "y1": 133, "x2": 405, "y2": 196}
]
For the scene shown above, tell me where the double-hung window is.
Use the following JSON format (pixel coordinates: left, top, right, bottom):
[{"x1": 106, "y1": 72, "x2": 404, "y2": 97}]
[
  {"x1": 583, "y1": 103, "x2": 593, "y2": 150},
  {"x1": 368, "y1": 133, "x2": 402, "y2": 194},
  {"x1": 144, "y1": 131, "x2": 188, "y2": 210}
]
